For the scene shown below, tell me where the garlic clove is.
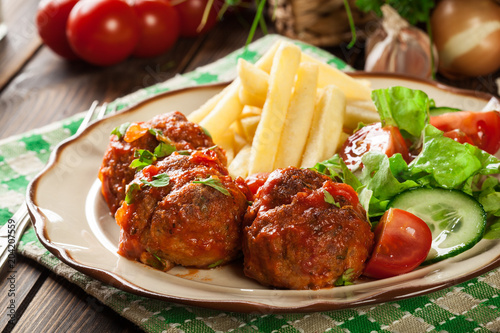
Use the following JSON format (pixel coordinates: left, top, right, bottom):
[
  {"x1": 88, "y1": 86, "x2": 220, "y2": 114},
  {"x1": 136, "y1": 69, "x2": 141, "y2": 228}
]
[{"x1": 364, "y1": 5, "x2": 438, "y2": 79}]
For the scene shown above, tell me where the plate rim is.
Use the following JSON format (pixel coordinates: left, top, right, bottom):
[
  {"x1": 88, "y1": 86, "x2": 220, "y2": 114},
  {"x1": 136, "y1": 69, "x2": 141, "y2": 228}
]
[{"x1": 26, "y1": 73, "x2": 500, "y2": 313}]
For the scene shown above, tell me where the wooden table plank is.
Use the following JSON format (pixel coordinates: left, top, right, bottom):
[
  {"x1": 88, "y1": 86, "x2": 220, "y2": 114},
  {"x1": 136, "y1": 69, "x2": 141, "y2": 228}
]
[
  {"x1": 0, "y1": 0, "x2": 42, "y2": 90},
  {"x1": 10, "y1": 264, "x2": 142, "y2": 333},
  {"x1": 0, "y1": 257, "x2": 45, "y2": 332}
]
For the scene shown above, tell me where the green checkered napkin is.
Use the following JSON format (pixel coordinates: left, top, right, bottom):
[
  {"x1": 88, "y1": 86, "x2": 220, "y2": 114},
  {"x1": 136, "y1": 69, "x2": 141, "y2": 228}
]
[{"x1": 2, "y1": 34, "x2": 500, "y2": 333}]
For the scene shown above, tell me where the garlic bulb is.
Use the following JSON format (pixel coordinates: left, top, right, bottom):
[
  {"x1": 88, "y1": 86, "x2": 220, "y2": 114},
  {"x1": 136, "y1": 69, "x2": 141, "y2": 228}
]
[{"x1": 364, "y1": 5, "x2": 437, "y2": 79}]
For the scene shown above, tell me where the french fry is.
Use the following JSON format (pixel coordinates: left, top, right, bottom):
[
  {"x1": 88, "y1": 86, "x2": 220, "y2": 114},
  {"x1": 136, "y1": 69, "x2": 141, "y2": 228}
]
[
  {"x1": 238, "y1": 58, "x2": 269, "y2": 100},
  {"x1": 188, "y1": 81, "x2": 235, "y2": 124},
  {"x1": 255, "y1": 40, "x2": 282, "y2": 73},
  {"x1": 199, "y1": 80, "x2": 244, "y2": 144},
  {"x1": 216, "y1": 129, "x2": 236, "y2": 165},
  {"x1": 240, "y1": 115, "x2": 261, "y2": 142},
  {"x1": 240, "y1": 105, "x2": 262, "y2": 118},
  {"x1": 274, "y1": 62, "x2": 319, "y2": 169},
  {"x1": 228, "y1": 145, "x2": 252, "y2": 179},
  {"x1": 248, "y1": 42, "x2": 302, "y2": 174},
  {"x1": 238, "y1": 86, "x2": 266, "y2": 108},
  {"x1": 301, "y1": 85, "x2": 346, "y2": 168},
  {"x1": 300, "y1": 52, "x2": 371, "y2": 101},
  {"x1": 344, "y1": 102, "x2": 380, "y2": 130}
]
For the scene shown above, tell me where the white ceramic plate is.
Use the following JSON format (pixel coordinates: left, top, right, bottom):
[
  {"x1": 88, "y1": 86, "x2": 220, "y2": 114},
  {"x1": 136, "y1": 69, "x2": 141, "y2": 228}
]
[{"x1": 27, "y1": 74, "x2": 500, "y2": 313}]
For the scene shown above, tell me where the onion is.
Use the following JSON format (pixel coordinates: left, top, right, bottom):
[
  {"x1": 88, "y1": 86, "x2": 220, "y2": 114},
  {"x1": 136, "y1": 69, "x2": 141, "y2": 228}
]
[{"x1": 431, "y1": 0, "x2": 500, "y2": 78}]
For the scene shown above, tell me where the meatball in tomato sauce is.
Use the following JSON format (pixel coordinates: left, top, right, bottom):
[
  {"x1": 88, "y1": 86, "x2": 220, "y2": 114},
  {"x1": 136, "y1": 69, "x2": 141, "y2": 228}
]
[
  {"x1": 115, "y1": 151, "x2": 249, "y2": 271},
  {"x1": 243, "y1": 167, "x2": 373, "y2": 290},
  {"x1": 99, "y1": 111, "x2": 224, "y2": 214}
]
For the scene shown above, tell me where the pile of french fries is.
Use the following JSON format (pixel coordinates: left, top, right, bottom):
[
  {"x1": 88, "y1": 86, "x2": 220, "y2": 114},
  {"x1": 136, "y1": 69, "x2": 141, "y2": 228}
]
[{"x1": 188, "y1": 41, "x2": 380, "y2": 179}]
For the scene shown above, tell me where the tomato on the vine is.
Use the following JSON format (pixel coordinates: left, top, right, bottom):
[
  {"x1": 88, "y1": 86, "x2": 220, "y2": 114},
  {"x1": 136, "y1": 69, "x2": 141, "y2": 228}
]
[
  {"x1": 430, "y1": 111, "x2": 500, "y2": 155},
  {"x1": 173, "y1": 0, "x2": 218, "y2": 37},
  {"x1": 36, "y1": 0, "x2": 80, "y2": 60},
  {"x1": 66, "y1": 0, "x2": 140, "y2": 66},
  {"x1": 132, "y1": 0, "x2": 180, "y2": 58},
  {"x1": 363, "y1": 208, "x2": 432, "y2": 279}
]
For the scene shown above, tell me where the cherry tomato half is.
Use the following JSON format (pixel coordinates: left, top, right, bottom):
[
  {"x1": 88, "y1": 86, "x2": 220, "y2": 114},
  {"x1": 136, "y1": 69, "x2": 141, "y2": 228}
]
[
  {"x1": 363, "y1": 208, "x2": 432, "y2": 279},
  {"x1": 430, "y1": 111, "x2": 500, "y2": 155},
  {"x1": 173, "y1": 0, "x2": 218, "y2": 37},
  {"x1": 36, "y1": 0, "x2": 80, "y2": 59},
  {"x1": 340, "y1": 122, "x2": 411, "y2": 168},
  {"x1": 132, "y1": 0, "x2": 180, "y2": 58},
  {"x1": 67, "y1": 0, "x2": 140, "y2": 66}
]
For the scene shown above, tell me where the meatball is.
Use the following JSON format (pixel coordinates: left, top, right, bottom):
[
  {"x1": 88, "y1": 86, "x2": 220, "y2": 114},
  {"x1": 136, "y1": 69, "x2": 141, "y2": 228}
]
[
  {"x1": 243, "y1": 167, "x2": 373, "y2": 290},
  {"x1": 115, "y1": 151, "x2": 248, "y2": 271},
  {"x1": 99, "y1": 111, "x2": 224, "y2": 214}
]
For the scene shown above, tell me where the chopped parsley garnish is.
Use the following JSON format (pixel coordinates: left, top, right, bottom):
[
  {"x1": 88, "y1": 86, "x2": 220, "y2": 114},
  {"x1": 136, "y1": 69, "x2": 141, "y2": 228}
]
[
  {"x1": 140, "y1": 172, "x2": 170, "y2": 187},
  {"x1": 208, "y1": 259, "x2": 224, "y2": 268},
  {"x1": 111, "y1": 122, "x2": 131, "y2": 140},
  {"x1": 130, "y1": 143, "x2": 177, "y2": 170},
  {"x1": 124, "y1": 183, "x2": 140, "y2": 204},
  {"x1": 154, "y1": 142, "x2": 176, "y2": 158},
  {"x1": 201, "y1": 126, "x2": 212, "y2": 139},
  {"x1": 323, "y1": 190, "x2": 341, "y2": 208},
  {"x1": 130, "y1": 149, "x2": 156, "y2": 170},
  {"x1": 148, "y1": 128, "x2": 172, "y2": 144},
  {"x1": 193, "y1": 176, "x2": 230, "y2": 196},
  {"x1": 334, "y1": 268, "x2": 355, "y2": 286}
]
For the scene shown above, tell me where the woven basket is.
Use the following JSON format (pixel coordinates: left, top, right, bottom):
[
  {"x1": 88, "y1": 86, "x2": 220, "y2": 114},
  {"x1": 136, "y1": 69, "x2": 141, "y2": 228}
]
[{"x1": 268, "y1": 0, "x2": 376, "y2": 47}]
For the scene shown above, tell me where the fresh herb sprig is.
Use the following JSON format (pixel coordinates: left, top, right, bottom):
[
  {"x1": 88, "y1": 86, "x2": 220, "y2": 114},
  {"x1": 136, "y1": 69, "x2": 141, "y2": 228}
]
[
  {"x1": 111, "y1": 122, "x2": 131, "y2": 140},
  {"x1": 124, "y1": 172, "x2": 171, "y2": 204},
  {"x1": 130, "y1": 142, "x2": 177, "y2": 171},
  {"x1": 323, "y1": 190, "x2": 341, "y2": 208},
  {"x1": 193, "y1": 176, "x2": 230, "y2": 196}
]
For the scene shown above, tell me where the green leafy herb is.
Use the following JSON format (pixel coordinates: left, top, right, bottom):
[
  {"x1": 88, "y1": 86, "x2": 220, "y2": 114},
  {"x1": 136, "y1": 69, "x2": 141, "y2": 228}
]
[
  {"x1": 148, "y1": 128, "x2": 172, "y2": 143},
  {"x1": 201, "y1": 126, "x2": 212, "y2": 139},
  {"x1": 334, "y1": 268, "x2": 355, "y2": 286},
  {"x1": 208, "y1": 259, "x2": 224, "y2": 268},
  {"x1": 130, "y1": 149, "x2": 156, "y2": 170},
  {"x1": 111, "y1": 122, "x2": 131, "y2": 140},
  {"x1": 323, "y1": 190, "x2": 341, "y2": 208},
  {"x1": 140, "y1": 172, "x2": 170, "y2": 188},
  {"x1": 124, "y1": 183, "x2": 140, "y2": 204},
  {"x1": 193, "y1": 176, "x2": 230, "y2": 196},
  {"x1": 130, "y1": 143, "x2": 177, "y2": 170},
  {"x1": 154, "y1": 142, "x2": 177, "y2": 158}
]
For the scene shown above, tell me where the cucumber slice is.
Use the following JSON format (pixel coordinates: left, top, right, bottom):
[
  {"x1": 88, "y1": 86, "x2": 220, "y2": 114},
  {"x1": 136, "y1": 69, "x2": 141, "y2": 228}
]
[{"x1": 388, "y1": 187, "x2": 486, "y2": 264}]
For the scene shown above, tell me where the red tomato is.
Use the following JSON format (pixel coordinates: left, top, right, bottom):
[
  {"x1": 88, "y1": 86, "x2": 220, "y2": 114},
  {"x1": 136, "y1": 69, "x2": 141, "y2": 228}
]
[
  {"x1": 67, "y1": 0, "x2": 140, "y2": 66},
  {"x1": 442, "y1": 129, "x2": 474, "y2": 146},
  {"x1": 245, "y1": 172, "x2": 270, "y2": 196},
  {"x1": 363, "y1": 208, "x2": 432, "y2": 279},
  {"x1": 36, "y1": 0, "x2": 80, "y2": 59},
  {"x1": 132, "y1": 0, "x2": 180, "y2": 58},
  {"x1": 430, "y1": 111, "x2": 500, "y2": 155},
  {"x1": 173, "y1": 0, "x2": 218, "y2": 37},
  {"x1": 340, "y1": 123, "x2": 411, "y2": 168}
]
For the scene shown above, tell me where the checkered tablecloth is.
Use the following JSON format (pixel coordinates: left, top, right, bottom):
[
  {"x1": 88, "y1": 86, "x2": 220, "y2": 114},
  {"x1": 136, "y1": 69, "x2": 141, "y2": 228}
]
[{"x1": 2, "y1": 35, "x2": 500, "y2": 333}]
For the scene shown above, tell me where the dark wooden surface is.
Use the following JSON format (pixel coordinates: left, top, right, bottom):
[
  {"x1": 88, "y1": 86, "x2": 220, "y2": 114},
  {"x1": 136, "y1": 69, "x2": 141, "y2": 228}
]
[{"x1": 0, "y1": 0, "x2": 499, "y2": 331}]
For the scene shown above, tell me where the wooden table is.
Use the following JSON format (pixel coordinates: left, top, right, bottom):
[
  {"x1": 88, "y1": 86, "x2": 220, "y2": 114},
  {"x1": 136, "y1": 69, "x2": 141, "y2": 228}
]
[{"x1": 0, "y1": 0, "x2": 499, "y2": 332}]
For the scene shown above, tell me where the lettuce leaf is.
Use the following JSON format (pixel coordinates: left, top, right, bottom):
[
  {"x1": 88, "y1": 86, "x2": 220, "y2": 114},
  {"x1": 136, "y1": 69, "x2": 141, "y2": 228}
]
[{"x1": 371, "y1": 86, "x2": 430, "y2": 138}]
